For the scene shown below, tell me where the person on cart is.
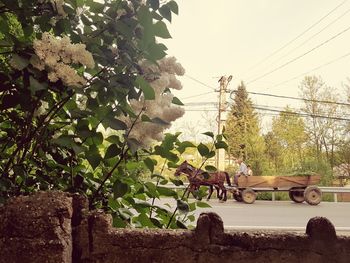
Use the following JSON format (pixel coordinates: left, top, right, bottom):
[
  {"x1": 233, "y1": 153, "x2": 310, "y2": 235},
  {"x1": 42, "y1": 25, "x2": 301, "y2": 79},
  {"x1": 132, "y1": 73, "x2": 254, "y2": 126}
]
[{"x1": 233, "y1": 158, "x2": 248, "y2": 186}]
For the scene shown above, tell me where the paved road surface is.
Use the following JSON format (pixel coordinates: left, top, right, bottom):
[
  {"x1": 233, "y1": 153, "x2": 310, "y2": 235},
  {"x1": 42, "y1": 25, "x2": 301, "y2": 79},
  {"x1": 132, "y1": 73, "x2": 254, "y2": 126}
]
[{"x1": 156, "y1": 199, "x2": 350, "y2": 234}]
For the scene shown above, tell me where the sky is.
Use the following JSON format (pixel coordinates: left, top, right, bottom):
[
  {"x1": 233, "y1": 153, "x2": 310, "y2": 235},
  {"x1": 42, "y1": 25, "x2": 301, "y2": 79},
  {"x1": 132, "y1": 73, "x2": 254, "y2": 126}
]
[{"x1": 162, "y1": 0, "x2": 350, "y2": 140}]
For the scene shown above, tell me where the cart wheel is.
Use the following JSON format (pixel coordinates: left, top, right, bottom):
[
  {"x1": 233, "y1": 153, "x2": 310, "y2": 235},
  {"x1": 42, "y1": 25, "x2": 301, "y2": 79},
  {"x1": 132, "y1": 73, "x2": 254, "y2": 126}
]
[
  {"x1": 233, "y1": 192, "x2": 243, "y2": 202},
  {"x1": 241, "y1": 188, "x2": 256, "y2": 204},
  {"x1": 304, "y1": 186, "x2": 322, "y2": 205},
  {"x1": 289, "y1": 188, "x2": 305, "y2": 203}
]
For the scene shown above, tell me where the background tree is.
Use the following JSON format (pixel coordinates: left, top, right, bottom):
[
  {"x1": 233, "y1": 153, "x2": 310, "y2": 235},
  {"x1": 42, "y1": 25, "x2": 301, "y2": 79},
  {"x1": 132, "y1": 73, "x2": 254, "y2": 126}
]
[
  {"x1": 225, "y1": 81, "x2": 266, "y2": 175},
  {"x1": 269, "y1": 107, "x2": 307, "y2": 172},
  {"x1": 264, "y1": 131, "x2": 282, "y2": 172},
  {"x1": 300, "y1": 75, "x2": 342, "y2": 168}
]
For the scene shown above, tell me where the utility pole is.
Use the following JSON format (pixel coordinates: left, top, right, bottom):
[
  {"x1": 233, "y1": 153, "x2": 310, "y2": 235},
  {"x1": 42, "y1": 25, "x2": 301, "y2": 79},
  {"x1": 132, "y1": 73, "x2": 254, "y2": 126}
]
[{"x1": 216, "y1": 75, "x2": 232, "y2": 171}]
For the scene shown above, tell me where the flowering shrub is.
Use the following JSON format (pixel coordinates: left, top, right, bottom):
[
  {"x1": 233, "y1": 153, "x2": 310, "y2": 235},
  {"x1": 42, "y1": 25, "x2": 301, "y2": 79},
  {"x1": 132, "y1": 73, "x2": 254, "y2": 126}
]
[
  {"x1": 30, "y1": 32, "x2": 95, "y2": 87},
  {"x1": 126, "y1": 56, "x2": 185, "y2": 146},
  {"x1": 0, "y1": 0, "x2": 228, "y2": 229}
]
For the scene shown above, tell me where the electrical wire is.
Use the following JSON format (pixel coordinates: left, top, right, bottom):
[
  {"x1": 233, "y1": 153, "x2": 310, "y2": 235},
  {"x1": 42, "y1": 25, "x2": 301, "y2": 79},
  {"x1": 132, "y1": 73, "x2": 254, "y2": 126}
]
[
  {"x1": 241, "y1": 0, "x2": 348, "y2": 75},
  {"x1": 181, "y1": 91, "x2": 215, "y2": 100},
  {"x1": 253, "y1": 106, "x2": 350, "y2": 121},
  {"x1": 230, "y1": 89, "x2": 350, "y2": 107},
  {"x1": 184, "y1": 102, "x2": 217, "y2": 106},
  {"x1": 271, "y1": 50, "x2": 350, "y2": 88},
  {"x1": 184, "y1": 74, "x2": 217, "y2": 91},
  {"x1": 246, "y1": 24, "x2": 350, "y2": 84},
  {"x1": 183, "y1": 106, "x2": 350, "y2": 122},
  {"x1": 264, "y1": 7, "x2": 350, "y2": 71},
  {"x1": 180, "y1": 74, "x2": 350, "y2": 107}
]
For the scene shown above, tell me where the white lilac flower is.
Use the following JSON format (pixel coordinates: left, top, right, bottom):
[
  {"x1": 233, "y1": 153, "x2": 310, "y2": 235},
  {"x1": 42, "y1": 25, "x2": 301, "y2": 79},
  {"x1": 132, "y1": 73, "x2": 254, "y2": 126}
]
[
  {"x1": 122, "y1": 56, "x2": 185, "y2": 147},
  {"x1": 31, "y1": 32, "x2": 94, "y2": 87}
]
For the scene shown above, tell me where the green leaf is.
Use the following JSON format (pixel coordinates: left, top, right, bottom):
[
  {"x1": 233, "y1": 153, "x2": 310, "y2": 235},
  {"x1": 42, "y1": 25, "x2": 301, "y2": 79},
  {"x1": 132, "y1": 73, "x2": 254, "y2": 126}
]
[
  {"x1": 136, "y1": 213, "x2": 154, "y2": 228},
  {"x1": 177, "y1": 141, "x2": 195, "y2": 154},
  {"x1": 161, "y1": 133, "x2": 179, "y2": 151},
  {"x1": 86, "y1": 146, "x2": 102, "y2": 170},
  {"x1": 207, "y1": 151, "x2": 216, "y2": 158},
  {"x1": 72, "y1": 144, "x2": 85, "y2": 155},
  {"x1": 159, "y1": 5, "x2": 171, "y2": 22},
  {"x1": 172, "y1": 97, "x2": 184, "y2": 105},
  {"x1": 216, "y1": 134, "x2": 223, "y2": 142},
  {"x1": 151, "y1": 117, "x2": 169, "y2": 126},
  {"x1": 176, "y1": 220, "x2": 187, "y2": 229},
  {"x1": 215, "y1": 141, "x2": 228, "y2": 149},
  {"x1": 52, "y1": 135, "x2": 74, "y2": 147},
  {"x1": 92, "y1": 132, "x2": 103, "y2": 145},
  {"x1": 170, "y1": 178, "x2": 183, "y2": 186},
  {"x1": 86, "y1": 0, "x2": 104, "y2": 12},
  {"x1": 113, "y1": 180, "x2": 129, "y2": 198},
  {"x1": 144, "y1": 157, "x2": 155, "y2": 172},
  {"x1": 157, "y1": 186, "x2": 177, "y2": 197},
  {"x1": 146, "y1": 42, "x2": 167, "y2": 60},
  {"x1": 138, "y1": 5, "x2": 153, "y2": 25},
  {"x1": 136, "y1": 76, "x2": 155, "y2": 100},
  {"x1": 108, "y1": 198, "x2": 120, "y2": 211},
  {"x1": 187, "y1": 215, "x2": 195, "y2": 222},
  {"x1": 203, "y1": 132, "x2": 214, "y2": 138},
  {"x1": 104, "y1": 144, "x2": 121, "y2": 159},
  {"x1": 10, "y1": 54, "x2": 29, "y2": 70},
  {"x1": 0, "y1": 18, "x2": 9, "y2": 35},
  {"x1": 104, "y1": 117, "x2": 127, "y2": 131},
  {"x1": 196, "y1": 201, "x2": 211, "y2": 208},
  {"x1": 197, "y1": 143, "x2": 209, "y2": 157},
  {"x1": 205, "y1": 165, "x2": 217, "y2": 172},
  {"x1": 141, "y1": 114, "x2": 152, "y2": 122},
  {"x1": 106, "y1": 135, "x2": 121, "y2": 144},
  {"x1": 0, "y1": 39, "x2": 12, "y2": 47},
  {"x1": 112, "y1": 216, "x2": 127, "y2": 228},
  {"x1": 153, "y1": 21, "x2": 171, "y2": 39},
  {"x1": 127, "y1": 138, "x2": 140, "y2": 154},
  {"x1": 176, "y1": 199, "x2": 189, "y2": 213},
  {"x1": 167, "y1": 1, "x2": 179, "y2": 14},
  {"x1": 150, "y1": 218, "x2": 163, "y2": 228},
  {"x1": 118, "y1": 207, "x2": 133, "y2": 220},
  {"x1": 147, "y1": 0, "x2": 159, "y2": 10},
  {"x1": 77, "y1": 0, "x2": 85, "y2": 7},
  {"x1": 145, "y1": 182, "x2": 158, "y2": 198}
]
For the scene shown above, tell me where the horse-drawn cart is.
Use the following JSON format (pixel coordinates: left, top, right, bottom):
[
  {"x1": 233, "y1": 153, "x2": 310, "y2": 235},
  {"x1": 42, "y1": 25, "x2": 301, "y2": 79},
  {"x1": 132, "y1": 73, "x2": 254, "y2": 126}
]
[{"x1": 227, "y1": 174, "x2": 322, "y2": 205}]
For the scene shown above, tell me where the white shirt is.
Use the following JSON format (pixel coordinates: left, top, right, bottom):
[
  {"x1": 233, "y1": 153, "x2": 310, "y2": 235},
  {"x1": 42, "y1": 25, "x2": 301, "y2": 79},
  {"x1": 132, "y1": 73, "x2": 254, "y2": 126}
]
[{"x1": 239, "y1": 162, "x2": 248, "y2": 175}]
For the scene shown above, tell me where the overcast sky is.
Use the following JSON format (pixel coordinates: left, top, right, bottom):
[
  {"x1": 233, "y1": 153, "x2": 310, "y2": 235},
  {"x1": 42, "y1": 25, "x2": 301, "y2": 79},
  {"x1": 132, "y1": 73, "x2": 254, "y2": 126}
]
[{"x1": 163, "y1": 0, "x2": 350, "y2": 139}]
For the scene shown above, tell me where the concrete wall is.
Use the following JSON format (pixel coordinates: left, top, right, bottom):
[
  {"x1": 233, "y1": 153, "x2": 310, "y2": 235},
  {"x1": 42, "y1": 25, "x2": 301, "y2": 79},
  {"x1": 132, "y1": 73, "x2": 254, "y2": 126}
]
[{"x1": 1, "y1": 191, "x2": 349, "y2": 263}]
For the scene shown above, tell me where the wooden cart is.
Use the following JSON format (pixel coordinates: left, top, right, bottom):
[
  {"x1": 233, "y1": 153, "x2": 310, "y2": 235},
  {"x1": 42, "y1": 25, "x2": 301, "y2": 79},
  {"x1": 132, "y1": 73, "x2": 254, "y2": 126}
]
[{"x1": 228, "y1": 174, "x2": 322, "y2": 205}]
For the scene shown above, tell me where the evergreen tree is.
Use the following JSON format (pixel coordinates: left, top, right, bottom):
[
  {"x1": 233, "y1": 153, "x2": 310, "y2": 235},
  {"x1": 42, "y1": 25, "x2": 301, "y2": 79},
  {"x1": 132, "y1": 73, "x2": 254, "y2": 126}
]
[{"x1": 225, "y1": 82, "x2": 266, "y2": 174}]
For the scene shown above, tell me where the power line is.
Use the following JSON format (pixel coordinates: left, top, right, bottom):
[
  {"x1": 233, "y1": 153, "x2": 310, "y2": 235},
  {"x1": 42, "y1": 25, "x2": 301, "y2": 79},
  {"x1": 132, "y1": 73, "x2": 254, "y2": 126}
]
[
  {"x1": 246, "y1": 24, "x2": 350, "y2": 84},
  {"x1": 185, "y1": 109, "x2": 217, "y2": 112},
  {"x1": 184, "y1": 102, "x2": 217, "y2": 106},
  {"x1": 180, "y1": 73, "x2": 350, "y2": 107},
  {"x1": 257, "y1": 6, "x2": 350, "y2": 76},
  {"x1": 271, "y1": 50, "x2": 350, "y2": 88},
  {"x1": 253, "y1": 106, "x2": 350, "y2": 121},
  {"x1": 241, "y1": 0, "x2": 348, "y2": 75},
  {"x1": 181, "y1": 91, "x2": 215, "y2": 100},
  {"x1": 188, "y1": 102, "x2": 350, "y2": 119},
  {"x1": 184, "y1": 106, "x2": 350, "y2": 122},
  {"x1": 184, "y1": 74, "x2": 216, "y2": 91},
  {"x1": 231, "y1": 90, "x2": 350, "y2": 107}
]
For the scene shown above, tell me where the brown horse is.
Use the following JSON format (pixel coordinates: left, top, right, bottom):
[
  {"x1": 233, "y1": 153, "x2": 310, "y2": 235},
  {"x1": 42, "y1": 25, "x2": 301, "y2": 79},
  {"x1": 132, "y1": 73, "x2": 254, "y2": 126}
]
[{"x1": 174, "y1": 161, "x2": 231, "y2": 201}]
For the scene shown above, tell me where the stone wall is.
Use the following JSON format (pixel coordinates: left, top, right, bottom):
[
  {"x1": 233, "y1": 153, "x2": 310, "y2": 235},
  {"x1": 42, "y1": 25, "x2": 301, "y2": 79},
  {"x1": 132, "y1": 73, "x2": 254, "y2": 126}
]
[{"x1": 1, "y1": 191, "x2": 350, "y2": 263}]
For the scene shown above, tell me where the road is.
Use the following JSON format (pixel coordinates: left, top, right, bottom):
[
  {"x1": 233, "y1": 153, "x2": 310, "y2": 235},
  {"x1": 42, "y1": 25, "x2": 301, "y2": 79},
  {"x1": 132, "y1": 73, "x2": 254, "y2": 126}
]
[{"x1": 156, "y1": 199, "x2": 350, "y2": 234}]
